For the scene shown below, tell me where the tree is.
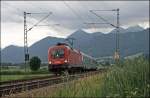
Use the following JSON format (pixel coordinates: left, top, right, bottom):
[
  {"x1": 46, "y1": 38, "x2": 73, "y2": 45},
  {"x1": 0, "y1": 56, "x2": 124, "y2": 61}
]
[{"x1": 29, "y1": 56, "x2": 41, "y2": 71}]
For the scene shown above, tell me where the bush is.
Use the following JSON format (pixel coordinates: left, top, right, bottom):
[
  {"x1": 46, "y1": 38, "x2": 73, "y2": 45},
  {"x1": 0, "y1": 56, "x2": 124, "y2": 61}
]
[{"x1": 29, "y1": 56, "x2": 41, "y2": 71}]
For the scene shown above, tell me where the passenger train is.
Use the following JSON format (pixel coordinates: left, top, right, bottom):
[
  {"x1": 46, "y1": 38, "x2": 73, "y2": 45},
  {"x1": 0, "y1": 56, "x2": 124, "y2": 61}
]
[{"x1": 48, "y1": 43, "x2": 97, "y2": 74}]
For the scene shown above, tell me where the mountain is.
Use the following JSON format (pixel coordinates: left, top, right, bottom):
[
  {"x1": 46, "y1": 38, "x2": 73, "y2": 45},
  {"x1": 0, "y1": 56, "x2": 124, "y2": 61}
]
[
  {"x1": 119, "y1": 28, "x2": 149, "y2": 57},
  {"x1": 1, "y1": 27, "x2": 149, "y2": 63},
  {"x1": 29, "y1": 36, "x2": 64, "y2": 62},
  {"x1": 92, "y1": 32, "x2": 104, "y2": 37},
  {"x1": 1, "y1": 45, "x2": 24, "y2": 63},
  {"x1": 68, "y1": 29, "x2": 90, "y2": 39},
  {"x1": 1, "y1": 37, "x2": 65, "y2": 63},
  {"x1": 109, "y1": 25, "x2": 144, "y2": 33},
  {"x1": 68, "y1": 29, "x2": 93, "y2": 49},
  {"x1": 109, "y1": 27, "x2": 126, "y2": 33},
  {"x1": 125, "y1": 25, "x2": 144, "y2": 32}
]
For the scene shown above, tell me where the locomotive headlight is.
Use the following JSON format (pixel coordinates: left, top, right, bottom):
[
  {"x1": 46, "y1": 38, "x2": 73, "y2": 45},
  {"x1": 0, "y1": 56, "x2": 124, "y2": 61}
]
[
  {"x1": 64, "y1": 60, "x2": 68, "y2": 63},
  {"x1": 49, "y1": 61, "x2": 52, "y2": 64}
]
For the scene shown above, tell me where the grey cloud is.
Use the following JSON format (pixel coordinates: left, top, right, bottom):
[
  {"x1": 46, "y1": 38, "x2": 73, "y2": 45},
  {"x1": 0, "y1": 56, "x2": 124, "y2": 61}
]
[{"x1": 1, "y1": 1, "x2": 149, "y2": 31}]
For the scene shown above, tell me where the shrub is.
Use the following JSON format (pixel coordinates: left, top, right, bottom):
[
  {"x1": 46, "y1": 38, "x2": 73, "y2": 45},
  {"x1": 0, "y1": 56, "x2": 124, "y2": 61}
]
[{"x1": 29, "y1": 56, "x2": 41, "y2": 71}]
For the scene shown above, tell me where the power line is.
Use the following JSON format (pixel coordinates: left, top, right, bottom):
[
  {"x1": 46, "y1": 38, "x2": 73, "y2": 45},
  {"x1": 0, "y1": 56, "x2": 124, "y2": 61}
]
[
  {"x1": 78, "y1": 2, "x2": 98, "y2": 32},
  {"x1": 37, "y1": 24, "x2": 60, "y2": 26},
  {"x1": 63, "y1": 1, "x2": 83, "y2": 21},
  {"x1": 32, "y1": 5, "x2": 62, "y2": 34},
  {"x1": 27, "y1": 12, "x2": 52, "y2": 32},
  {"x1": 84, "y1": 22, "x2": 109, "y2": 25},
  {"x1": 90, "y1": 9, "x2": 120, "y2": 61},
  {"x1": 90, "y1": 10, "x2": 117, "y2": 28},
  {"x1": 63, "y1": 1, "x2": 85, "y2": 28}
]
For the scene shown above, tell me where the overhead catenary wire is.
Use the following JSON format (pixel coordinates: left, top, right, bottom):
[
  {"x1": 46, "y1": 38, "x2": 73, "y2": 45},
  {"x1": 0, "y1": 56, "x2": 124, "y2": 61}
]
[
  {"x1": 78, "y1": 2, "x2": 98, "y2": 32},
  {"x1": 22, "y1": 2, "x2": 56, "y2": 32},
  {"x1": 89, "y1": 9, "x2": 120, "y2": 61},
  {"x1": 24, "y1": 2, "x2": 61, "y2": 30},
  {"x1": 4, "y1": 2, "x2": 52, "y2": 27},
  {"x1": 33, "y1": 4, "x2": 63, "y2": 34},
  {"x1": 63, "y1": 1, "x2": 85, "y2": 29},
  {"x1": 32, "y1": 3, "x2": 69, "y2": 39},
  {"x1": 27, "y1": 12, "x2": 52, "y2": 32},
  {"x1": 3, "y1": 2, "x2": 120, "y2": 61},
  {"x1": 24, "y1": 11, "x2": 52, "y2": 73},
  {"x1": 90, "y1": 10, "x2": 117, "y2": 28}
]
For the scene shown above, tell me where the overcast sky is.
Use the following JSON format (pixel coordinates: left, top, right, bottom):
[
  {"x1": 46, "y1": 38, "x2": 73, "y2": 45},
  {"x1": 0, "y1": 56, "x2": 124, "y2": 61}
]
[{"x1": 1, "y1": 1, "x2": 149, "y2": 49}]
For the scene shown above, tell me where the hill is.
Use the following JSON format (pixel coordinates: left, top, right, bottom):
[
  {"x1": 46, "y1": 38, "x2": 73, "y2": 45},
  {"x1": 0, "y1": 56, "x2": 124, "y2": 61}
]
[{"x1": 1, "y1": 27, "x2": 149, "y2": 63}]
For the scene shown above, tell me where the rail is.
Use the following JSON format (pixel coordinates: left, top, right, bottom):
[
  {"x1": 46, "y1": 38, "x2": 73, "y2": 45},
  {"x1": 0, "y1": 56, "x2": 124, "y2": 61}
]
[{"x1": 0, "y1": 70, "x2": 107, "y2": 97}]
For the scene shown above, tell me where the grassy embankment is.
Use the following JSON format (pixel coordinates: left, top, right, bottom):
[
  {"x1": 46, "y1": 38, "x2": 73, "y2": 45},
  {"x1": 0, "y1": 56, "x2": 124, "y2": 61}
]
[
  {"x1": 0, "y1": 66, "x2": 50, "y2": 82},
  {"x1": 51, "y1": 57, "x2": 149, "y2": 97}
]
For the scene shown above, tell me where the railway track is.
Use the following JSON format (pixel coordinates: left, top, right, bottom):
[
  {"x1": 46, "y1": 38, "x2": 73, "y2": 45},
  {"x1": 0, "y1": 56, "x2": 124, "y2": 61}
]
[
  {"x1": 0, "y1": 70, "x2": 106, "y2": 97},
  {"x1": 0, "y1": 75, "x2": 55, "y2": 86}
]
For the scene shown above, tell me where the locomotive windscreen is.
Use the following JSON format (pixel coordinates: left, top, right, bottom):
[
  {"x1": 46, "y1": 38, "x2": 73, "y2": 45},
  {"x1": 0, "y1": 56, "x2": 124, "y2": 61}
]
[{"x1": 51, "y1": 49, "x2": 64, "y2": 59}]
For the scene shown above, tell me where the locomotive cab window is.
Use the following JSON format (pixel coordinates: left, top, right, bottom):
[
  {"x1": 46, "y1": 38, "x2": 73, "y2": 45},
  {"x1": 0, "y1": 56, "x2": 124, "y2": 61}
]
[{"x1": 51, "y1": 49, "x2": 65, "y2": 59}]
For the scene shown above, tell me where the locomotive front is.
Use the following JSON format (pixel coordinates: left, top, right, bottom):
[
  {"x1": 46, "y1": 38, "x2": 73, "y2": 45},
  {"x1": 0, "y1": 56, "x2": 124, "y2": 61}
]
[{"x1": 48, "y1": 44, "x2": 69, "y2": 74}]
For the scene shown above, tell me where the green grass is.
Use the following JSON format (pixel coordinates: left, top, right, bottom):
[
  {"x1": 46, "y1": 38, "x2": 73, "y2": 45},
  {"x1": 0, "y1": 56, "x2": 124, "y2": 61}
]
[
  {"x1": 50, "y1": 56, "x2": 149, "y2": 97},
  {"x1": 0, "y1": 70, "x2": 49, "y2": 75},
  {"x1": 100, "y1": 57, "x2": 150, "y2": 97},
  {"x1": 0, "y1": 74, "x2": 51, "y2": 82},
  {"x1": 1, "y1": 75, "x2": 27, "y2": 82},
  {"x1": 51, "y1": 73, "x2": 105, "y2": 97},
  {"x1": 0, "y1": 66, "x2": 51, "y2": 82},
  {"x1": 0, "y1": 67, "x2": 50, "y2": 75}
]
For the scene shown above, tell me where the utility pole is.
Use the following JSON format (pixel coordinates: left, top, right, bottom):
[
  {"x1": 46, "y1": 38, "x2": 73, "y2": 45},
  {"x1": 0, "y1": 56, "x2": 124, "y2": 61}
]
[
  {"x1": 24, "y1": 12, "x2": 52, "y2": 72},
  {"x1": 114, "y1": 8, "x2": 120, "y2": 61},
  {"x1": 89, "y1": 9, "x2": 120, "y2": 61},
  {"x1": 24, "y1": 12, "x2": 29, "y2": 72}
]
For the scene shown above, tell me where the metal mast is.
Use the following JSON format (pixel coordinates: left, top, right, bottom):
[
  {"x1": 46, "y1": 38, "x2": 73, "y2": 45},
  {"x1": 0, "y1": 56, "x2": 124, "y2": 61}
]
[
  {"x1": 24, "y1": 12, "x2": 29, "y2": 72},
  {"x1": 89, "y1": 9, "x2": 120, "y2": 61},
  {"x1": 114, "y1": 8, "x2": 120, "y2": 61},
  {"x1": 24, "y1": 12, "x2": 51, "y2": 72}
]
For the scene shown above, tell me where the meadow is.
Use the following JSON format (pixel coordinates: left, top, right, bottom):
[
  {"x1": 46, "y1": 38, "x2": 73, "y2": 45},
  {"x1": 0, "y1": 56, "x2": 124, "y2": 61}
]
[
  {"x1": 1, "y1": 56, "x2": 149, "y2": 97},
  {"x1": 0, "y1": 65, "x2": 50, "y2": 82},
  {"x1": 51, "y1": 56, "x2": 149, "y2": 97}
]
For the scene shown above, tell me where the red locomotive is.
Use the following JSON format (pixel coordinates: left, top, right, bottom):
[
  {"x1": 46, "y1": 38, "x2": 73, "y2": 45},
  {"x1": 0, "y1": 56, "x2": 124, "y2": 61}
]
[{"x1": 48, "y1": 43, "x2": 97, "y2": 74}]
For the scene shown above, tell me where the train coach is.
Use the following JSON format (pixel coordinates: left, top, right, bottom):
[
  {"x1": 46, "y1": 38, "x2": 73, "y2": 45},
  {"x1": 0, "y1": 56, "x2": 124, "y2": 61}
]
[{"x1": 48, "y1": 43, "x2": 97, "y2": 74}]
